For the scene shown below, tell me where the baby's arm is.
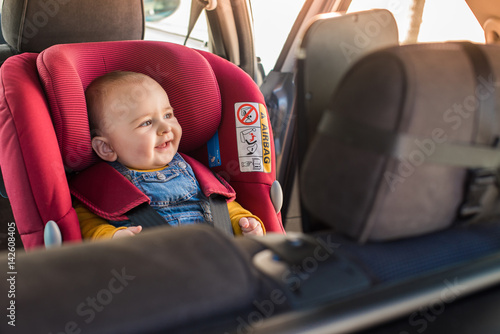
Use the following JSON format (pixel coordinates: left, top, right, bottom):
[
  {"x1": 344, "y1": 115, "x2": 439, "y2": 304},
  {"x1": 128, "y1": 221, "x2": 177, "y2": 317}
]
[
  {"x1": 74, "y1": 201, "x2": 141, "y2": 239},
  {"x1": 227, "y1": 201, "x2": 266, "y2": 236}
]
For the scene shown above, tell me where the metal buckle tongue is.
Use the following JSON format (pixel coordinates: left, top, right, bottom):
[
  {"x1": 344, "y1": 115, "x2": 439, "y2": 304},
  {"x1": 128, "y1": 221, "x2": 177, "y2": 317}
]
[{"x1": 459, "y1": 168, "x2": 498, "y2": 218}]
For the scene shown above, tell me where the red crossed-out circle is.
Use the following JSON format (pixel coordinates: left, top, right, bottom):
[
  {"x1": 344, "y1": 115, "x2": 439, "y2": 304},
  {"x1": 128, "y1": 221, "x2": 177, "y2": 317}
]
[{"x1": 237, "y1": 104, "x2": 259, "y2": 125}]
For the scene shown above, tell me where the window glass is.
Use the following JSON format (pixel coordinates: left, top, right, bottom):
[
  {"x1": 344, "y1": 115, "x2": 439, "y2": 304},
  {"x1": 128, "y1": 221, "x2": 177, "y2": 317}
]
[
  {"x1": 143, "y1": 0, "x2": 306, "y2": 74},
  {"x1": 418, "y1": 0, "x2": 484, "y2": 43},
  {"x1": 347, "y1": 0, "x2": 484, "y2": 43},
  {"x1": 144, "y1": 0, "x2": 209, "y2": 50},
  {"x1": 251, "y1": 0, "x2": 306, "y2": 74}
]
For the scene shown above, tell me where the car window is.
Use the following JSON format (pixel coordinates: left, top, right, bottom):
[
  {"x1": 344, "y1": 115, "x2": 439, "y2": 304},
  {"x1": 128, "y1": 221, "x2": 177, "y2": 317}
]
[
  {"x1": 144, "y1": 0, "x2": 209, "y2": 50},
  {"x1": 143, "y1": 0, "x2": 307, "y2": 77},
  {"x1": 251, "y1": 0, "x2": 305, "y2": 75},
  {"x1": 347, "y1": 0, "x2": 485, "y2": 43},
  {"x1": 417, "y1": 0, "x2": 484, "y2": 43}
]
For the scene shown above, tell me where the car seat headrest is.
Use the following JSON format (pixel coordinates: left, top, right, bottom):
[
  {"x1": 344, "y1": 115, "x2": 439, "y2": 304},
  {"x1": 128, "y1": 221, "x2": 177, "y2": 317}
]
[
  {"x1": 1, "y1": 0, "x2": 144, "y2": 53},
  {"x1": 301, "y1": 42, "x2": 500, "y2": 241},
  {"x1": 37, "y1": 41, "x2": 221, "y2": 171}
]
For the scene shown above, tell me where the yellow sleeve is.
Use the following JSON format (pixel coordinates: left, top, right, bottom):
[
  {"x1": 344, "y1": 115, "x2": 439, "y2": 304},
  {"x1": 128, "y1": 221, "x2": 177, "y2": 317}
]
[
  {"x1": 74, "y1": 201, "x2": 127, "y2": 240},
  {"x1": 227, "y1": 200, "x2": 266, "y2": 236}
]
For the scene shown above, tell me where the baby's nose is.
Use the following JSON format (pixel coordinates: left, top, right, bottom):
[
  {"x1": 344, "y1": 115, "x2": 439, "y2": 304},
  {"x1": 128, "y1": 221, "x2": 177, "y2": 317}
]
[{"x1": 158, "y1": 125, "x2": 171, "y2": 135}]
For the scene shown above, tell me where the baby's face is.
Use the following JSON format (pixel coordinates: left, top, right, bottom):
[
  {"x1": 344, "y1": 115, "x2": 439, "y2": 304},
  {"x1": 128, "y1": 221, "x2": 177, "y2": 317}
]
[{"x1": 98, "y1": 79, "x2": 182, "y2": 170}]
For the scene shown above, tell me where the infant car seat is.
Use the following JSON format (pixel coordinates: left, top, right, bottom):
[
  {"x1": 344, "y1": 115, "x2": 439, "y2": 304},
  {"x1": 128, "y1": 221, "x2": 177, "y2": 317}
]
[
  {"x1": 0, "y1": 40, "x2": 284, "y2": 250},
  {"x1": 0, "y1": 0, "x2": 145, "y2": 249}
]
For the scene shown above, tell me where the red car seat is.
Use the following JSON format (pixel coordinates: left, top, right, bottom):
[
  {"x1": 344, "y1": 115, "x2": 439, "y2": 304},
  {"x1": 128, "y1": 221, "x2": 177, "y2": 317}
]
[
  {"x1": 0, "y1": 40, "x2": 284, "y2": 250},
  {"x1": 0, "y1": 0, "x2": 145, "y2": 249}
]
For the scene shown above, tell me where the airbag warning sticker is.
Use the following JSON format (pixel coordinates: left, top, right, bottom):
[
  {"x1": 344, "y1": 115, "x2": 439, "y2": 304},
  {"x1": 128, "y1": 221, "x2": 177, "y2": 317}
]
[{"x1": 235, "y1": 102, "x2": 271, "y2": 173}]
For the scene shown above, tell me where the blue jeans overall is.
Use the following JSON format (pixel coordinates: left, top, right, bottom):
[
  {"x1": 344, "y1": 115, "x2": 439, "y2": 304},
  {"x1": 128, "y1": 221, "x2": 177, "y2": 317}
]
[{"x1": 109, "y1": 153, "x2": 212, "y2": 228}]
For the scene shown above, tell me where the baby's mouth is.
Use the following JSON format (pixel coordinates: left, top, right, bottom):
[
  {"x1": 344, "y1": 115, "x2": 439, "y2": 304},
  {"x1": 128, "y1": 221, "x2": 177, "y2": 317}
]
[{"x1": 155, "y1": 141, "x2": 171, "y2": 149}]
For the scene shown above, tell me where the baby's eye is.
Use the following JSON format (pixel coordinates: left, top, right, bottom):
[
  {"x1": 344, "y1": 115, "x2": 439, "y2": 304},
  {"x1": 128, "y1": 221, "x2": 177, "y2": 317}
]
[
  {"x1": 139, "y1": 120, "x2": 152, "y2": 127},
  {"x1": 164, "y1": 112, "x2": 173, "y2": 119}
]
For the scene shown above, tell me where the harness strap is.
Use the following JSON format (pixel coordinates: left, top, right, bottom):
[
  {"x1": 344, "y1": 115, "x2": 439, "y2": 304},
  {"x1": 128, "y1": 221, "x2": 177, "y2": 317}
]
[
  {"x1": 458, "y1": 42, "x2": 498, "y2": 219},
  {"x1": 71, "y1": 160, "x2": 235, "y2": 235},
  {"x1": 209, "y1": 194, "x2": 234, "y2": 237},
  {"x1": 462, "y1": 42, "x2": 497, "y2": 144},
  {"x1": 127, "y1": 202, "x2": 167, "y2": 228},
  {"x1": 129, "y1": 193, "x2": 233, "y2": 236},
  {"x1": 127, "y1": 191, "x2": 234, "y2": 236}
]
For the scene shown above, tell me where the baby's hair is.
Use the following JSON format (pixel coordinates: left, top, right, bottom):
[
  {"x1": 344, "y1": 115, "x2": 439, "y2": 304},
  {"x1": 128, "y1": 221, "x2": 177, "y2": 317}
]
[{"x1": 85, "y1": 71, "x2": 153, "y2": 137}]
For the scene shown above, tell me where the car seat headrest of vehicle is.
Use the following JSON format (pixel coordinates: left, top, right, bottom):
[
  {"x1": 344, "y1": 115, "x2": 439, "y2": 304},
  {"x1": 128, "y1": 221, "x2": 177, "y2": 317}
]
[
  {"x1": 301, "y1": 42, "x2": 500, "y2": 242},
  {"x1": 37, "y1": 41, "x2": 222, "y2": 171},
  {"x1": 1, "y1": 0, "x2": 144, "y2": 53}
]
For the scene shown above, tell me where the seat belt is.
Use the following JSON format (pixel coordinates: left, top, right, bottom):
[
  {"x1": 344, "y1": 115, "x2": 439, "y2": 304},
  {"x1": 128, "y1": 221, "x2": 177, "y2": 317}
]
[
  {"x1": 126, "y1": 176, "x2": 234, "y2": 236},
  {"x1": 127, "y1": 166, "x2": 234, "y2": 235},
  {"x1": 71, "y1": 161, "x2": 234, "y2": 235},
  {"x1": 127, "y1": 202, "x2": 166, "y2": 228},
  {"x1": 184, "y1": 0, "x2": 217, "y2": 45},
  {"x1": 458, "y1": 42, "x2": 498, "y2": 220},
  {"x1": 128, "y1": 195, "x2": 234, "y2": 237},
  {"x1": 209, "y1": 194, "x2": 234, "y2": 237}
]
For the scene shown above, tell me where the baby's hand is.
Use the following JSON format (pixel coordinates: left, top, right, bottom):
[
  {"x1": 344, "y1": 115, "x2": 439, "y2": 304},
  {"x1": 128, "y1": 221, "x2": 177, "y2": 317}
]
[
  {"x1": 239, "y1": 217, "x2": 264, "y2": 236},
  {"x1": 113, "y1": 226, "x2": 142, "y2": 239}
]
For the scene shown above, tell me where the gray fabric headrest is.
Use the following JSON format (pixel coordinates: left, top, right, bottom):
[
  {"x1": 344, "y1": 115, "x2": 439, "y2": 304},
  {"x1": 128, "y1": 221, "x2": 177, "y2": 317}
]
[
  {"x1": 1, "y1": 0, "x2": 144, "y2": 53},
  {"x1": 301, "y1": 42, "x2": 500, "y2": 242}
]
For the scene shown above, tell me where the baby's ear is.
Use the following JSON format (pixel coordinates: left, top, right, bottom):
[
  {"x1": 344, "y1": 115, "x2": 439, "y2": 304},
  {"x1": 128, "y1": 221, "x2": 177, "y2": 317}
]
[{"x1": 91, "y1": 136, "x2": 117, "y2": 162}]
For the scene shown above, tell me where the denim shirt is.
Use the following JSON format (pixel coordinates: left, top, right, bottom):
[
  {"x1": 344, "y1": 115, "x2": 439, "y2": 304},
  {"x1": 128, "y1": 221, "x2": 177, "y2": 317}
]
[{"x1": 108, "y1": 153, "x2": 212, "y2": 228}]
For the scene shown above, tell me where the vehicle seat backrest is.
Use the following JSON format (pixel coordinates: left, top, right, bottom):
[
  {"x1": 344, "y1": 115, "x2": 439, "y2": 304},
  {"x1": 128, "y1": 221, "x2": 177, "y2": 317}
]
[
  {"x1": 293, "y1": 9, "x2": 398, "y2": 232},
  {"x1": 300, "y1": 42, "x2": 500, "y2": 241},
  {"x1": 0, "y1": 40, "x2": 283, "y2": 249},
  {"x1": 0, "y1": 0, "x2": 145, "y2": 64},
  {"x1": 296, "y1": 9, "x2": 398, "y2": 157}
]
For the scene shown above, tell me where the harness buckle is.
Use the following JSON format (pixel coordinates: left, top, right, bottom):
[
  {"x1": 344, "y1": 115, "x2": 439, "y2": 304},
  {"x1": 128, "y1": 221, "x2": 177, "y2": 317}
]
[{"x1": 459, "y1": 168, "x2": 498, "y2": 218}]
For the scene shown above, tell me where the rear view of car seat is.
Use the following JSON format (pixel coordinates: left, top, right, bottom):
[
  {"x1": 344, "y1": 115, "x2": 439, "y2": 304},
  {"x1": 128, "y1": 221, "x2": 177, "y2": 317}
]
[
  {"x1": 290, "y1": 10, "x2": 398, "y2": 231},
  {"x1": 241, "y1": 36, "x2": 500, "y2": 334},
  {"x1": 301, "y1": 42, "x2": 500, "y2": 240},
  {"x1": 296, "y1": 9, "x2": 398, "y2": 155},
  {"x1": 0, "y1": 39, "x2": 284, "y2": 250},
  {"x1": 297, "y1": 41, "x2": 500, "y2": 278}
]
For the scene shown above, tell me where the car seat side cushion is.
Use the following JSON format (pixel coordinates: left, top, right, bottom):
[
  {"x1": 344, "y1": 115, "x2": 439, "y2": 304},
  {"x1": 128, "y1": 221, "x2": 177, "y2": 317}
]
[
  {"x1": 0, "y1": 53, "x2": 81, "y2": 248},
  {"x1": 181, "y1": 153, "x2": 236, "y2": 201},
  {"x1": 69, "y1": 159, "x2": 236, "y2": 233},
  {"x1": 69, "y1": 162, "x2": 150, "y2": 221}
]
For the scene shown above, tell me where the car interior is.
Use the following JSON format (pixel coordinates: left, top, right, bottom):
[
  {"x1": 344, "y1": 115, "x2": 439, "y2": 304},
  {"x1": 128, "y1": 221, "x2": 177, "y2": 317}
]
[{"x1": 1, "y1": 0, "x2": 500, "y2": 333}]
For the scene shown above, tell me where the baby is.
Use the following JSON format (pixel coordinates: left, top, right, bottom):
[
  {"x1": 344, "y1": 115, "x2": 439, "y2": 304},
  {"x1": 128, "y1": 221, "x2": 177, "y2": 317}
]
[{"x1": 76, "y1": 71, "x2": 265, "y2": 239}]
